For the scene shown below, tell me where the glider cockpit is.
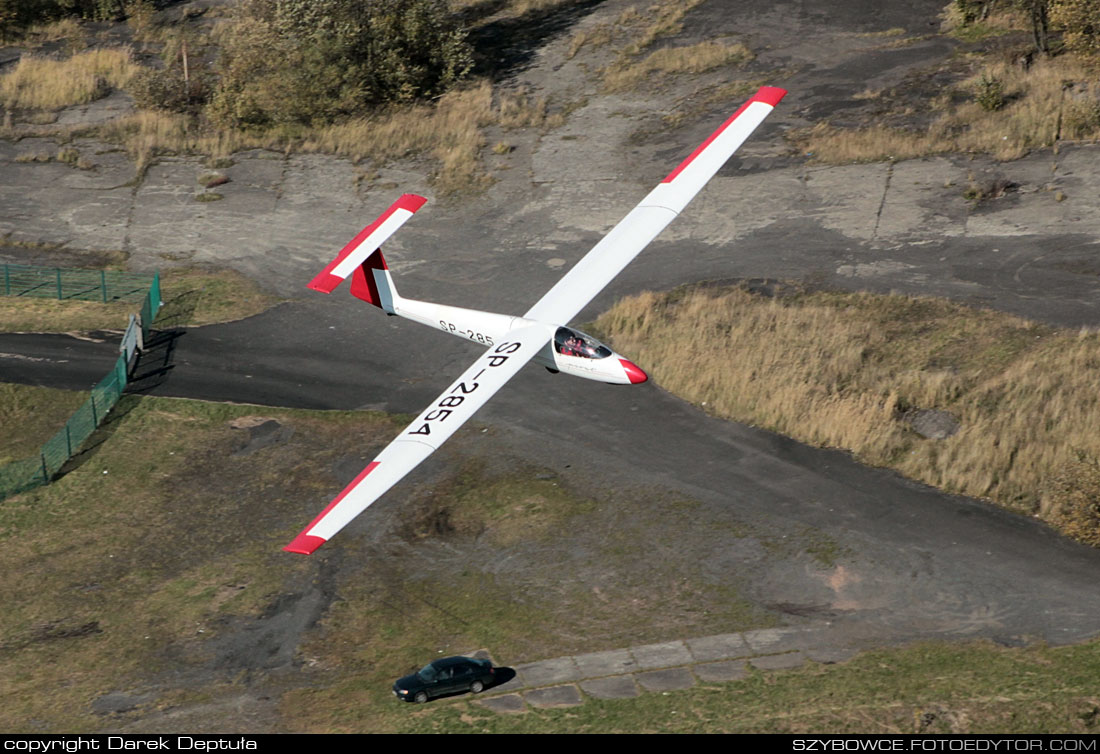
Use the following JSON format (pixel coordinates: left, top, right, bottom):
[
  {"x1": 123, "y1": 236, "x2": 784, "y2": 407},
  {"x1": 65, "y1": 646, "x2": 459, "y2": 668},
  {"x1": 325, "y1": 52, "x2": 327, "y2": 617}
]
[{"x1": 554, "y1": 326, "x2": 612, "y2": 359}]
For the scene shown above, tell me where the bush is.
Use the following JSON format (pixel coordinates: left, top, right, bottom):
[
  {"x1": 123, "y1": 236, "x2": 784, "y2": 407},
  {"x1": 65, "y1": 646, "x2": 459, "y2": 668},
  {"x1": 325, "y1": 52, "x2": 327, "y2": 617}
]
[
  {"x1": 975, "y1": 72, "x2": 1006, "y2": 111},
  {"x1": 128, "y1": 30, "x2": 213, "y2": 115},
  {"x1": 207, "y1": 0, "x2": 473, "y2": 129},
  {"x1": 1051, "y1": 0, "x2": 1100, "y2": 58}
]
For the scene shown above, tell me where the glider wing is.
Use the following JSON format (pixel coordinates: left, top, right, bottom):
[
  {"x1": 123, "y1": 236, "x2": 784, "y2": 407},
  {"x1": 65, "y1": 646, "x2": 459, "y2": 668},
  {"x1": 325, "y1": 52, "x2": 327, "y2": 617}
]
[
  {"x1": 285, "y1": 322, "x2": 554, "y2": 554},
  {"x1": 523, "y1": 86, "x2": 786, "y2": 325}
]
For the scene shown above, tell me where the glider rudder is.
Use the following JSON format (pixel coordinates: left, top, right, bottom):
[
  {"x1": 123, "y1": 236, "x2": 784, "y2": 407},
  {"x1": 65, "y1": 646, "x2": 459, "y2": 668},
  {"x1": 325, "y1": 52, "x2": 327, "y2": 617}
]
[{"x1": 349, "y1": 248, "x2": 399, "y2": 312}]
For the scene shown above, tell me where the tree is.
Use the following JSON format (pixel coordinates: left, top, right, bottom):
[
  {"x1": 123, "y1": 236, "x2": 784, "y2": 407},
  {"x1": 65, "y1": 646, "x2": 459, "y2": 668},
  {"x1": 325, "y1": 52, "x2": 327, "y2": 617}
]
[
  {"x1": 1051, "y1": 0, "x2": 1100, "y2": 58},
  {"x1": 207, "y1": 0, "x2": 473, "y2": 129},
  {"x1": 1016, "y1": 0, "x2": 1052, "y2": 54}
]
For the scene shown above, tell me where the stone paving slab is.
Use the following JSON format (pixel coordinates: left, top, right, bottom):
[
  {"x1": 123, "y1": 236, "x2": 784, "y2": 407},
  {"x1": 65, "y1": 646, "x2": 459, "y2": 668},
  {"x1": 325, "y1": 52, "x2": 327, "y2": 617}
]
[
  {"x1": 635, "y1": 667, "x2": 696, "y2": 692},
  {"x1": 515, "y1": 656, "x2": 581, "y2": 686},
  {"x1": 525, "y1": 685, "x2": 583, "y2": 709},
  {"x1": 749, "y1": 651, "x2": 806, "y2": 671},
  {"x1": 693, "y1": 660, "x2": 748, "y2": 683},
  {"x1": 580, "y1": 676, "x2": 639, "y2": 700},
  {"x1": 573, "y1": 648, "x2": 637, "y2": 677},
  {"x1": 478, "y1": 694, "x2": 526, "y2": 714},
  {"x1": 686, "y1": 632, "x2": 752, "y2": 662},
  {"x1": 631, "y1": 640, "x2": 693, "y2": 670},
  {"x1": 805, "y1": 647, "x2": 860, "y2": 664}
]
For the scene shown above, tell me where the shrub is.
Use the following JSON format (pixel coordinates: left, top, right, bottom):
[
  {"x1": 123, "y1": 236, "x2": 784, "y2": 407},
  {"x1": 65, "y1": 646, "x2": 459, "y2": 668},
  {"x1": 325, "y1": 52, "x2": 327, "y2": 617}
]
[
  {"x1": 207, "y1": 0, "x2": 473, "y2": 129},
  {"x1": 975, "y1": 72, "x2": 1006, "y2": 111}
]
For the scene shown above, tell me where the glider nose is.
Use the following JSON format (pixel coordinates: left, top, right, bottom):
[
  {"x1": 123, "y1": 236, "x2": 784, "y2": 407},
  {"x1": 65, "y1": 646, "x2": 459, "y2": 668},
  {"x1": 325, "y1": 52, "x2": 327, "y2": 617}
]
[{"x1": 619, "y1": 359, "x2": 648, "y2": 384}]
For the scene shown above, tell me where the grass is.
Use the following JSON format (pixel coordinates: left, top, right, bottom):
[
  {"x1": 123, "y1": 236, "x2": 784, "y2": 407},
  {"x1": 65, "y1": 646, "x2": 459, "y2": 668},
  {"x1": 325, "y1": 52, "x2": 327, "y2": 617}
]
[
  {"x1": 92, "y1": 81, "x2": 555, "y2": 195},
  {"x1": 796, "y1": 54, "x2": 1100, "y2": 164},
  {"x1": 594, "y1": 285, "x2": 1100, "y2": 545},
  {"x1": 0, "y1": 267, "x2": 282, "y2": 333},
  {"x1": 0, "y1": 48, "x2": 137, "y2": 111},
  {"x1": 0, "y1": 393, "x2": 771, "y2": 732},
  {"x1": 0, "y1": 384, "x2": 88, "y2": 466},
  {"x1": 281, "y1": 638, "x2": 1100, "y2": 733},
  {"x1": 0, "y1": 397, "x2": 393, "y2": 732},
  {"x1": 603, "y1": 40, "x2": 754, "y2": 93},
  {"x1": 564, "y1": 0, "x2": 752, "y2": 93}
]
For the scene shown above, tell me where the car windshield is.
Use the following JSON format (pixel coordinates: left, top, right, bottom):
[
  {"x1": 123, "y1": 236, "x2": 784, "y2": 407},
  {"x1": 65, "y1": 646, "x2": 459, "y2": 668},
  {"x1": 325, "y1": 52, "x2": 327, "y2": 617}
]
[
  {"x1": 416, "y1": 663, "x2": 439, "y2": 681},
  {"x1": 554, "y1": 326, "x2": 612, "y2": 360}
]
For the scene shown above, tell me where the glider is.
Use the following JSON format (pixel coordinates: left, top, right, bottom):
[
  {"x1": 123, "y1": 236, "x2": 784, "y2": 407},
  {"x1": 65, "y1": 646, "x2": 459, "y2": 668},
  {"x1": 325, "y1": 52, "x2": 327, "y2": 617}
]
[{"x1": 285, "y1": 85, "x2": 787, "y2": 554}]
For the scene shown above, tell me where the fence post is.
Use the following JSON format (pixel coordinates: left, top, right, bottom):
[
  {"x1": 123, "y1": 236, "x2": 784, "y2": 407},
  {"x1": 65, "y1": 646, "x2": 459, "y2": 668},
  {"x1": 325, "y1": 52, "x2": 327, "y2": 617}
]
[
  {"x1": 40, "y1": 453, "x2": 48, "y2": 482},
  {"x1": 56, "y1": 267, "x2": 62, "y2": 300},
  {"x1": 65, "y1": 424, "x2": 72, "y2": 457},
  {"x1": 90, "y1": 393, "x2": 98, "y2": 426},
  {"x1": 101, "y1": 270, "x2": 107, "y2": 303},
  {"x1": 3, "y1": 264, "x2": 8, "y2": 296}
]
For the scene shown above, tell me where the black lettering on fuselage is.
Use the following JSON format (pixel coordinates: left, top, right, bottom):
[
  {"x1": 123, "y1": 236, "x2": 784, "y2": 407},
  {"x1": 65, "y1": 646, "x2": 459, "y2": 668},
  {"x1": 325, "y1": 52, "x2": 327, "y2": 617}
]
[{"x1": 408, "y1": 340, "x2": 523, "y2": 437}]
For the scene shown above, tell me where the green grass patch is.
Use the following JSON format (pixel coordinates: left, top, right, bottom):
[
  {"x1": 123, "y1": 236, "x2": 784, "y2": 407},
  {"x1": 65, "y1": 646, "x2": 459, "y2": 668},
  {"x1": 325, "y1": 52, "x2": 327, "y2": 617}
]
[
  {"x1": 0, "y1": 392, "x2": 773, "y2": 731},
  {"x1": 0, "y1": 384, "x2": 88, "y2": 465},
  {"x1": 0, "y1": 267, "x2": 282, "y2": 332}
]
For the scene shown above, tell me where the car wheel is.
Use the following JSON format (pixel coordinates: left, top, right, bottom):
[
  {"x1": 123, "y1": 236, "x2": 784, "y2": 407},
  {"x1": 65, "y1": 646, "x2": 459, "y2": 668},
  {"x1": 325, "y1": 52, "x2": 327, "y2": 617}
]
[
  {"x1": 470, "y1": 680, "x2": 484, "y2": 694},
  {"x1": 414, "y1": 691, "x2": 429, "y2": 704}
]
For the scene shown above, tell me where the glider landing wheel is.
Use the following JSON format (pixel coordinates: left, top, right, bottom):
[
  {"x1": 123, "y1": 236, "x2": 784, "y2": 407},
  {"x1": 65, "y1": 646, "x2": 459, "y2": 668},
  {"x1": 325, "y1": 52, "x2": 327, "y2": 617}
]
[
  {"x1": 471, "y1": 680, "x2": 485, "y2": 694},
  {"x1": 414, "y1": 691, "x2": 428, "y2": 704}
]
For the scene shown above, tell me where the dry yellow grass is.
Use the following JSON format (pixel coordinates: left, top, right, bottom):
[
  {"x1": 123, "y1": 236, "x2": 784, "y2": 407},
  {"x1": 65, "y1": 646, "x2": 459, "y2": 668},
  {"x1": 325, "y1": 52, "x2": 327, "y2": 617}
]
[
  {"x1": 0, "y1": 48, "x2": 137, "y2": 111},
  {"x1": 798, "y1": 55, "x2": 1100, "y2": 163},
  {"x1": 595, "y1": 285, "x2": 1100, "y2": 543},
  {"x1": 98, "y1": 81, "x2": 550, "y2": 193},
  {"x1": 603, "y1": 40, "x2": 755, "y2": 92}
]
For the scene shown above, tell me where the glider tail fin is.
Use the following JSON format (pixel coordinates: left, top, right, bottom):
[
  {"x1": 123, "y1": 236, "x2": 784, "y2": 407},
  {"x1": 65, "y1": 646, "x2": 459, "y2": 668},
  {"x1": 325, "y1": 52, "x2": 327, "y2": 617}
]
[{"x1": 350, "y1": 248, "x2": 400, "y2": 313}]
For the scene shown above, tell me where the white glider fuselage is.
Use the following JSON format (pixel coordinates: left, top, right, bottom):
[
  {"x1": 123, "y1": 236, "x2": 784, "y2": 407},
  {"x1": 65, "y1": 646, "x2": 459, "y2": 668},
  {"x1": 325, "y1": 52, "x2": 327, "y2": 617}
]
[{"x1": 378, "y1": 278, "x2": 646, "y2": 386}]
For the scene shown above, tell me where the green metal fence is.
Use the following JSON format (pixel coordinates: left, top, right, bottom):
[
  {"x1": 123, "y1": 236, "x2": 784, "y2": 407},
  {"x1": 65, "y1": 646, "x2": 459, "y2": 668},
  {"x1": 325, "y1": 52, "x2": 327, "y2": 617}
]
[
  {"x1": 0, "y1": 268, "x2": 161, "y2": 501},
  {"x1": 1, "y1": 264, "x2": 152, "y2": 303}
]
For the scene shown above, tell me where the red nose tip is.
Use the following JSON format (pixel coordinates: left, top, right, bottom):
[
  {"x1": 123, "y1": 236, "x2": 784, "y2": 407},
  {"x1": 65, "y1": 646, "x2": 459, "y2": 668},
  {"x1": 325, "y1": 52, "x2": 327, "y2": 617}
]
[{"x1": 619, "y1": 359, "x2": 648, "y2": 384}]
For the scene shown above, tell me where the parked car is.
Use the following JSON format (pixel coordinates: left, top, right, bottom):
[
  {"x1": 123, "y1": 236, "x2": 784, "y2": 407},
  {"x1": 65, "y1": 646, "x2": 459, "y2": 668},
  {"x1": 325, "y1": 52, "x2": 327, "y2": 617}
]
[{"x1": 393, "y1": 656, "x2": 495, "y2": 703}]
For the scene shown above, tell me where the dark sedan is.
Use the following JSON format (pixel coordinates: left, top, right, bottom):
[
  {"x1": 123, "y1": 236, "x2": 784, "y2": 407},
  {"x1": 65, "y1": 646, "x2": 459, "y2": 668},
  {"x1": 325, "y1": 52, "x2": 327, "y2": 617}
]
[{"x1": 393, "y1": 656, "x2": 495, "y2": 703}]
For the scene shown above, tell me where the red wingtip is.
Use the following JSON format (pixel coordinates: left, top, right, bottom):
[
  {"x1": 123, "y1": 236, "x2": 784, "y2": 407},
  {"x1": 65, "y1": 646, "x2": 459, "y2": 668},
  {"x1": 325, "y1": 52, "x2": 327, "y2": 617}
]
[
  {"x1": 662, "y1": 85, "x2": 787, "y2": 184},
  {"x1": 396, "y1": 194, "x2": 428, "y2": 212},
  {"x1": 284, "y1": 533, "x2": 326, "y2": 555},
  {"x1": 752, "y1": 86, "x2": 787, "y2": 107},
  {"x1": 619, "y1": 359, "x2": 648, "y2": 384}
]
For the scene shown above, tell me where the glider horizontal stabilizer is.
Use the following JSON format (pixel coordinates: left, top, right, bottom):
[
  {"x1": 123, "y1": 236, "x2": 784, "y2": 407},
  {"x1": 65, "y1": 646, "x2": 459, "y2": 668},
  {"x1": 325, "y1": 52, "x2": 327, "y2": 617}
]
[{"x1": 306, "y1": 193, "x2": 426, "y2": 294}]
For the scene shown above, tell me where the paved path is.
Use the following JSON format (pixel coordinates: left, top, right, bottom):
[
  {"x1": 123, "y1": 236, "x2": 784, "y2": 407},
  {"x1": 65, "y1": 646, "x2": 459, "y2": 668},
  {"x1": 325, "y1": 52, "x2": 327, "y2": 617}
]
[{"x1": 469, "y1": 624, "x2": 858, "y2": 711}]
